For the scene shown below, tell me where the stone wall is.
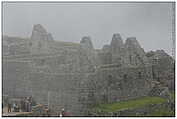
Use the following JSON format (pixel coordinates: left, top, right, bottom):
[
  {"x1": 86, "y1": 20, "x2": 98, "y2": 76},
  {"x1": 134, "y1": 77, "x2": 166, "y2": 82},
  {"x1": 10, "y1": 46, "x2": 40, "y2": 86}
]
[
  {"x1": 2, "y1": 24, "x2": 175, "y2": 116},
  {"x1": 28, "y1": 72, "x2": 87, "y2": 115},
  {"x1": 3, "y1": 60, "x2": 31, "y2": 97},
  {"x1": 79, "y1": 65, "x2": 153, "y2": 107}
]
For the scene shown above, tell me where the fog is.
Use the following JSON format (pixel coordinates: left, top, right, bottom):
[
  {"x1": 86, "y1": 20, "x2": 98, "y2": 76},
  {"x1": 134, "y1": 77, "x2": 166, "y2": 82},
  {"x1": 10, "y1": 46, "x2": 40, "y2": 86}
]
[{"x1": 2, "y1": 2, "x2": 174, "y2": 54}]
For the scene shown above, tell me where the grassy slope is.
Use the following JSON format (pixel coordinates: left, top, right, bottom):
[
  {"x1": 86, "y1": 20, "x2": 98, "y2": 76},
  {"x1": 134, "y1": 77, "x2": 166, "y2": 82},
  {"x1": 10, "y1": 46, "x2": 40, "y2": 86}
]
[
  {"x1": 147, "y1": 108, "x2": 174, "y2": 117},
  {"x1": 94, "y1": 96, "x2": 167, "y2": 112},
  {"x1": 170, "y1": 91, "x2": 175, "y2": 101}
]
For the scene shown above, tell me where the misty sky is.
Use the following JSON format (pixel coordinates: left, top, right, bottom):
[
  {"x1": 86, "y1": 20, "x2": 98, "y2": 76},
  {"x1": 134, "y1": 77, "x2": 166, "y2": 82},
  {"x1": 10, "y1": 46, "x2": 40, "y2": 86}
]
[{"x1": 2, "y1": 2, "x2": 174, "y2": 55}]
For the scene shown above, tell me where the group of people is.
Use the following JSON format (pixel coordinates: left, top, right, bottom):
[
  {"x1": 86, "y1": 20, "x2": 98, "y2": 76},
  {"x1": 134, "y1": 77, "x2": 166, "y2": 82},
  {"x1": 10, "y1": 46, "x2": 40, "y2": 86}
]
[
  {"x1": 20, "y1": 96, "x2": 34, "y2": 112},
  {"x1": 7, "y1": 96, "x2": 36, "y2": 113},
  {"x1": 7, "y1": 102, "x2": 20, "y2": 113},
  {"x1": 6, "y1": 96, "x2": 72, "y2": 116}
]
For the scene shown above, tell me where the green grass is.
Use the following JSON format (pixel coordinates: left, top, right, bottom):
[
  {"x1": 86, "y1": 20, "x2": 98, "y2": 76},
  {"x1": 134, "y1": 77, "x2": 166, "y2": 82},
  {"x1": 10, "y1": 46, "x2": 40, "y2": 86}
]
[
  {"x1": 94, "y1": 97, "x2": 167, "y2": 112},
  {"x1": 147, "y1": 108, "x2": 174, "y2": 117},
  {"x1": 170, "y1": 91, "x2": 175, "y2": 102}
]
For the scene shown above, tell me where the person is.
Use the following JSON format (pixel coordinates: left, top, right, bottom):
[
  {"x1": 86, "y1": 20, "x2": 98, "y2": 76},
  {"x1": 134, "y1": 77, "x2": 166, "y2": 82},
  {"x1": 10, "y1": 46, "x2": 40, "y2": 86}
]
[
  {"x1": 16, "y1": 105, "x2": 20, "y2": 112},
  {"x1": 13, "y1": 103, "x2": 19, "y2": 112},
  {"x1": 59, "y1": 113, "x2": 62, "y2": 117},
  {"x1": 58, "y1": 108, "x2": 65, "y2": 117},
  {"x1": 29, "y1": 102, "x2": 32, "y2": 112},
  {"x1": 61, "y1": 108, "x2": 65, "y2": 117},
  {"x1": 61, "y1": 108, "x2": 70, "y2": 117},
  {"x1": 26, "y1": 97, "x2": 32, "y2": 112},
  {"x1": 26, "y1": 101, "x2": 30, "y2": 112},
  {"x1": 20, "y1": 98, "x2": 25, "y2": 112},
  {"x1": 25, "y1": 100, "x2": 28, "y2": 112},
  {"x1": 59, "y1": 112, "x2": 62, "y2": 117},
  {"x1": 13, "y1": 103, "x2": 16, "y2": 112},
  {"x1": 7, "y1": 103, "x2": 11, "y2": 113},
  {"x1": 46, "y1": 108, "x2": 50, "y2": 116}
]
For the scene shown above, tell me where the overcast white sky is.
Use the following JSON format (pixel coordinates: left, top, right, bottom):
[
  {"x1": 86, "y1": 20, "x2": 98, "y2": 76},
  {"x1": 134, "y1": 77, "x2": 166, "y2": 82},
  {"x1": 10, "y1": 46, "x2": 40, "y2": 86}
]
[{"x1": 2, "y1": 2, "x2": 174, "y2": 55}]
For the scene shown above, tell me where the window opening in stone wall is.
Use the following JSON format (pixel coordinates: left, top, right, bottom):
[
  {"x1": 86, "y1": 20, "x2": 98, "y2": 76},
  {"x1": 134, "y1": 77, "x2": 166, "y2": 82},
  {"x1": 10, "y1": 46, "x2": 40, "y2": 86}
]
[
  {"x1": 129, "y1": 55, "x2": 132, "y2": 64},
  {"x1": 138, "y1": 72, "x2": 142, "y2": 78},
  {"x1": 123, "y1": 74, "x2": 127, "y2": 79},
  {"x1": 108, "y1": 75, "x2": 113, "y2": 86}
]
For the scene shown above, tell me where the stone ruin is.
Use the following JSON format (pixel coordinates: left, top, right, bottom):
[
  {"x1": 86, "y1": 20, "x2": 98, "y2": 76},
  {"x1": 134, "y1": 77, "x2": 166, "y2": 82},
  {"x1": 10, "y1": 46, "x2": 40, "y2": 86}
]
[{"x1": 2, "y1": 24, "x2": 175, "y2": 116}]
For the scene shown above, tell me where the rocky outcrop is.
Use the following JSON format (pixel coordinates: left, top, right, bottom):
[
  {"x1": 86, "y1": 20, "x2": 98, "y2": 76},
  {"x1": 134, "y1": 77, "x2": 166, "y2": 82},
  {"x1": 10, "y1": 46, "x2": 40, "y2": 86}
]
[
  {"x1": 125, "y1": 37, "x2": 142, "y2": 50},
  {"x1": 148, "y1": 83, "x2": 170, "y2": 98},
  {"x1": 125, "y1": 37, "x2": 149, "y2": 66},
  {"x1": 146, "y1": 50, "x2": 174, "y2": 63},
  {"x1": 110, "y1": 34, "x2": 126, "y2": 65},
  {"x1": 98, "y1": 34, "x2": 149, "y2": 66},
  {"x1": 80, "y1": 36, "x2": 94, "y2": 50},
  {"x1": 32, "y1": 24, "x2": 47, "y2": 35},
  {"x1": 80, "y1": 36, "x2": 97, "y2": 66},
  {"x1": 110, "y1": 33, "x2": 124, "y2": 53},
  {"x1": 146, "y1": 50, "x2": 175, "y2": 91},
  {"x1": 30, "y1": 24, "x2": 54, "y2": 54}
]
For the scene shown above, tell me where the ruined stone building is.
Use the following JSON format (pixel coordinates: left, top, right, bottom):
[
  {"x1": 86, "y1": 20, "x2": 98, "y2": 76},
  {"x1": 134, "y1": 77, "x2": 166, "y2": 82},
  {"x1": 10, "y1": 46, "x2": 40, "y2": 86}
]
[{"x1": 2, "y1": 24, "x2": 175, "y2": 116}]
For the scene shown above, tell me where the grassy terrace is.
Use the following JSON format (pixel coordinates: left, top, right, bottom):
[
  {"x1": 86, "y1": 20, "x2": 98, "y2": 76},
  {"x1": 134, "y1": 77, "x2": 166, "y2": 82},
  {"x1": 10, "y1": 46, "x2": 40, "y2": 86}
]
[
  {"x1": 94, "y1": 96, "x2": 167, "y2": 112},
  {"x1": 147, "y1": 108, "x2": 174, "y2": 117},
  {"x1": 170, "y1": 91, "x2": 175, "y2": 101}
]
